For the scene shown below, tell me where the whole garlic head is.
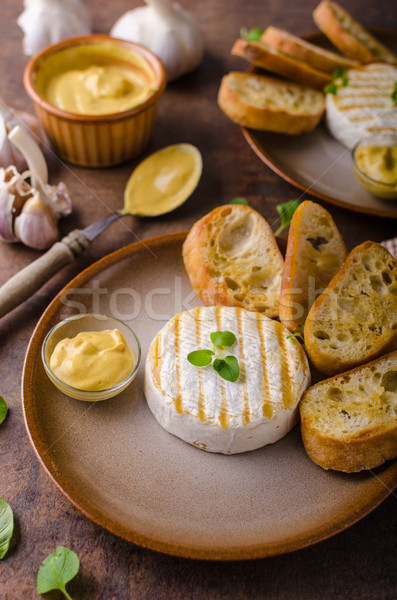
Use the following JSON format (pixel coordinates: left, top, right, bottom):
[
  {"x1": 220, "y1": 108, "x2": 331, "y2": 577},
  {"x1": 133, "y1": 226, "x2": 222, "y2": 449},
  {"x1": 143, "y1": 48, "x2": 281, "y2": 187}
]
[
  {"x1": 18, "y1": 0, "x2": 92, "y2": 56},
  {"x1": 110, "y1": 0, "x2": 205, "y2": 81}
]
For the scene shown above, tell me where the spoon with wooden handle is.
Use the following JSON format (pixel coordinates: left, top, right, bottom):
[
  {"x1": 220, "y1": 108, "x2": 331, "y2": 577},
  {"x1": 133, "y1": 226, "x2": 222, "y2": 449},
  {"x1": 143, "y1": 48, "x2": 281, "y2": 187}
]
[{"x1": 0, "y1": 144, "x2": 202, "y2": 319}]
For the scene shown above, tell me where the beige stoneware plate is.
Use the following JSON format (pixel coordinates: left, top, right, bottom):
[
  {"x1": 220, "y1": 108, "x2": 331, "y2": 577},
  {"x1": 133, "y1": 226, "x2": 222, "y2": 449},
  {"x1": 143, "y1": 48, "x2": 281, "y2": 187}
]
[
  {"x1": 22, "y1": 233, "x2": 397, "y2": 560},
  {"x1": 243, "y1": 30, "x2": 397, "y2": 219}
]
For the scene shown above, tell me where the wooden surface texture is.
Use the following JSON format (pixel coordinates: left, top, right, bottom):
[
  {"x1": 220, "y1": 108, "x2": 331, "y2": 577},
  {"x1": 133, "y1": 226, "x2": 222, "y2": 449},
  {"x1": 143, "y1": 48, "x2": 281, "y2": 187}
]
[{"x1": 0, "y1": 0, "x2": 396, "y2": 598}]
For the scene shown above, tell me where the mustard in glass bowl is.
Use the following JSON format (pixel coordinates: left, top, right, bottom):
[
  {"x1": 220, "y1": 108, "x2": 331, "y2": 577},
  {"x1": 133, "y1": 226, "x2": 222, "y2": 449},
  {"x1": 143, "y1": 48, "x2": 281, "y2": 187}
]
[{"x1": 352, "y1": 134, "x2": 397, "y2": 200}]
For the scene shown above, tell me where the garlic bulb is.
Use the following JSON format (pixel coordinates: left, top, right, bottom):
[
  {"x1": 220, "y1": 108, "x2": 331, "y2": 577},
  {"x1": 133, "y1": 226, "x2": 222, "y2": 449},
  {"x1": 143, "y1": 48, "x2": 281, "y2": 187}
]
[
  {"x1": 110, "y1": 0, "x2": 205, "y2": 81},
  {"x1": 0, "y1": 127, "x2": 71, "y2": 250},
  {"x1": 0, "y1": 101, "x2": 42, "y2": 172},
  {"x1": 18, "y1": 0, "x2": 92, "y2": 57}
]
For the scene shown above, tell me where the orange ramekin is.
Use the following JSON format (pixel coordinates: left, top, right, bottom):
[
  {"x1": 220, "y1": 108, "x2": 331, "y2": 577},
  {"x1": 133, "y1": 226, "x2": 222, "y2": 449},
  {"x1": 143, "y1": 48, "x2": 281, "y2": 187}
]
[{"x1": 23, "y1": 35, "x2": 167, "y2": 168}]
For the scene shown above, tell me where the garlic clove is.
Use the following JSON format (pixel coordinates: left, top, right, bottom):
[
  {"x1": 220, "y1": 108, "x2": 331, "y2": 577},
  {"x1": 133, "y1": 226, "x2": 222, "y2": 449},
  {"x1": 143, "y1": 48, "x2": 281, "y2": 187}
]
[
  {"x1": 0, "y1": 102, "x2": 43, "y2": 172},
  {"x1": 42, "y1": 181, "x2": 72, "y2": 218},
  {"x1": 9, "y1": 125, "x2": 48, "y2": 189},
  {"x1": 14, "y1": 193, "x2": 59, "y2": 250},
  {"x1": 0, "y1": 166, "x2": 34, "y2": 242},
  {"x1": 0, "y1": 188, "x2": 18, "y2": 242}
]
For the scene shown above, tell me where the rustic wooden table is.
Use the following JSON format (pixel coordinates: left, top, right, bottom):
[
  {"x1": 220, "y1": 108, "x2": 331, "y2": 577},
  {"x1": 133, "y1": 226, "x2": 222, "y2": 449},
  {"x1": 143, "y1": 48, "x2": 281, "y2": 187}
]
[{"x1": 1, "y1": 1, "x2": 396, "y2": 598}]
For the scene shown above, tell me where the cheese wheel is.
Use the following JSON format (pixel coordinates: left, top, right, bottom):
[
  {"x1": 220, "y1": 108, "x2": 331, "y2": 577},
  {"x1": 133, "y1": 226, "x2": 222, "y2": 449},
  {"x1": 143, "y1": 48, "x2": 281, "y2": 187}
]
[
  {"x1": 326, "y1": 63, "x2": 397, "y2": 148},
  {"x1": 144, "y1": 306, "x2": 310, "y2": 454}
]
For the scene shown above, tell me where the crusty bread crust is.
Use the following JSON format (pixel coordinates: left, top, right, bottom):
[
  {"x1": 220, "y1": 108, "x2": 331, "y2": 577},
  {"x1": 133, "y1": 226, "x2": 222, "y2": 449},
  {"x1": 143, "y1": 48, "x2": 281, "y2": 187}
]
[
  {"x1": 313, "y1": 0, "x2": 397, "y2": 65},
  {"x1": 305, "y1": 241, "x2": 397, "y2": 375},
  {"x1": 279, "y1": 200, "x2": 347, "y2": 333},
  {"x1": 217, "y1": 72, "x2": 325, "y2": 134},
  {"x1": 182, "y1": 204, "x2": 284, "y2": 317},
  {"x1": 262, "y1": 26, "x2": 359, "y2": 73},
  {"x1": 231, "y1": 38, "x2": 332, "y2": 89},
  {"x1": 300, "y1": 351, "x2": 397, "y2": 472}
]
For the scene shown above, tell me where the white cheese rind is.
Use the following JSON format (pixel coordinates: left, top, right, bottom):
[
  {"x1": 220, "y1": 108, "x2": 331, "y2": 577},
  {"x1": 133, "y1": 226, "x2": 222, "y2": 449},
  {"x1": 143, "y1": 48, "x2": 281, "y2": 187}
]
[
  {"x1": 326, "y1": 63, "x2": 397, "y2": 148},
  {"x1": 144, "y1": 306, "x2": 310, "y2": 454}
]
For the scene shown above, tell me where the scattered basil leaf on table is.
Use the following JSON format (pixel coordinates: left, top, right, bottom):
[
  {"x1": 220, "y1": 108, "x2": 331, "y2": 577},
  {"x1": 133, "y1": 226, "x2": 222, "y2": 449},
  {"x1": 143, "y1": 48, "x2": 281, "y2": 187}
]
[
  {"x1": 274, "y1": 199, "x2": 300, "y2": 236},
  {"x1": 187, "y1": 349, "x2": 214, "y2": 366},
  {"x1": 0, "y1": 498, "x2": 14, "y2": 559},
  {"x1": 37, "y1": 546, "x2": 79, "y2": 600},
  {"x1": 210, "y1": 330, "x2": 237, "y2": 347},
  {"x1": 0, "y1": 396, "x2": 7, "y2": 424},
  {"x1": 213, "y1": 356, "x2": 240, "y2": 382},
  {"x1": 229, "y1": 197, "x2": 250, "y2": 205}
]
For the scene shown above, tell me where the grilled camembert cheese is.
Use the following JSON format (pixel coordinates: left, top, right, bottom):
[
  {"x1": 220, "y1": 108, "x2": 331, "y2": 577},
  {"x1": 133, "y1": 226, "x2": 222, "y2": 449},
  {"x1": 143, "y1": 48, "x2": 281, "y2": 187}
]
[
  {"x1": 144, "y1": 306, "x2": 310, "y2": 454},
  {"x1": 326, "y1": 63, "x2": 397, "y2": 148}
]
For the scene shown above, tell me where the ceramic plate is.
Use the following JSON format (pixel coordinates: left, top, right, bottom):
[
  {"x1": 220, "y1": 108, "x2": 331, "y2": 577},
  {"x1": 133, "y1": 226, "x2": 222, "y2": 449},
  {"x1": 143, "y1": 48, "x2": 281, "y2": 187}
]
[
  {"x1": 22, "y1": 233, "x2": 397, "y2": 560},
  {"x1": 242, "y1": 30, "x2": 397, "y2": 219}
]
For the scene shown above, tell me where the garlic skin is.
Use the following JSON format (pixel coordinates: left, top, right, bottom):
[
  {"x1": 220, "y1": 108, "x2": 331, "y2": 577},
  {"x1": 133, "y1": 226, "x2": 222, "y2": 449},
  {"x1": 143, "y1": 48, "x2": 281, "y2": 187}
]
[
  {"x1": 0, "y1": 102, "x2": 42, "y2": 172},
  {"x1": 17, "y1": 0, "x2": 92, "y2": 57},
  {"x1": 14, "y1": 193, "x2": 59, "y2": 250},
  {"x1": 110, "y1": 0, "x2": 205, "y2": 81},
  {"x1": 0, "y1": 127, "x2": 72, "y2": 250}
]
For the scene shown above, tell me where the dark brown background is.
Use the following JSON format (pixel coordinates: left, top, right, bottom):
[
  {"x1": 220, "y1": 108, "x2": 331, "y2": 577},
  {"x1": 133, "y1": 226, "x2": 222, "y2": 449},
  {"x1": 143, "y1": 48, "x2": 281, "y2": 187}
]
[{"x1": 1, "y1": 1, "x2": 396, "y2": 598}]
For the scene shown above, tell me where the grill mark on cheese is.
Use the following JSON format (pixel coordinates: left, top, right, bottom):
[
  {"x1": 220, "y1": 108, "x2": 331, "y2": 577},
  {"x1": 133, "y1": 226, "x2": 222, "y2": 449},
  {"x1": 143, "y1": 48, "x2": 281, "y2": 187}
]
[
  {"x1": 173, "y1": 313, "x2": 183, "y2": 414},
  {"x1": 153, "y1": 335, "x2": 163, "y2": 389},
  {"x1": 236, "y1": 307, "x2": 250, "y2": 426},
  {"x1": 256, "y1": 312, "x2": 274, "y2": 419},
  {"x1": 274, "y1": 322, "x2": 293, "y2": 409},
  {"x1": 195, "y1": 308, "x2": 206, "y2": 422},
  {"x1": 216, "y1": 306, "x2": 230, "y2": 430}
]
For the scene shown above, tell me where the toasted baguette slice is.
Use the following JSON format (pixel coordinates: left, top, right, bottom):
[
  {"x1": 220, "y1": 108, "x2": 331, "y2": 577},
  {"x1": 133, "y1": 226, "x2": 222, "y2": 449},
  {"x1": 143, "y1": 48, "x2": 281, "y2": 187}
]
[
  {"x1": 300, "y1": 351, "x2": 397, "y2": 472},
  {"x1": 305, "y1": 241, "x2": 397, "y2": 375},
  {"x1": 182, "y1": 204, "x2": 284, "y2": 317},
  {"x1": 279, "y1": 200, "x2": 347, "y2": 333},
  {"x1": 313, "y1": 0, "x2": 397, "y2": 65},
  {"x1": 231, "y1": 38, "x2": 331, "y2": 89},
  {"x1": 262, "y1": 26, "x2": 359, "y2": 73},
  {"x1": 218, "y1": 72, "x2": 325, "y2": 134}
]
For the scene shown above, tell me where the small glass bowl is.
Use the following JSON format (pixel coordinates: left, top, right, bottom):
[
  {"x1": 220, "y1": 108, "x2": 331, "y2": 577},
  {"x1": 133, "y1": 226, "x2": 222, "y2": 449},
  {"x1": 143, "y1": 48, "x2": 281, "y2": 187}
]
[
  {"x1": 42, "y1": 313, "x2": 141, "y2": 401},
  {"x1": 352, "y1": 134, "x2": 397, "y2": 200}
]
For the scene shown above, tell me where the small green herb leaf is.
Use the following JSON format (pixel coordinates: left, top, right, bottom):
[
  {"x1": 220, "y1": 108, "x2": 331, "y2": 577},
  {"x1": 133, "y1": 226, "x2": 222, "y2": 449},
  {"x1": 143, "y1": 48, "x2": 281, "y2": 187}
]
[
  {"x1": 0, "y1": 498, "x2": 14, "y2": 560},
  {"x1": 391, "y1": 82, "x2": 397, "y2": 105},
  {"x1": 298, "y1": 323, "x2": 305, "y2": 334},
  {"x1": 332, "y1": 68, "x2": 347, "y2": 79},
  {"x1": 242, "y1": 27, "x2": 264, "y2": 41},
  {"x1": 0, "y1": 397, "x2": 7, "y2": 425},
  {"x1": 286, "y1": 332, "x2": 304, "y2": 342},
  {"x1": 210, "y1": 331, "x2": 237, "y2": 347},
  {"x1": 187, "y1": 349, "x2": 215, "y2": 367},
  {"x1": 37, "y1": 546, "x2": 79, "y2": 599},
  {"x1": 324, "y1": 82, "x2": 338, "y2": 95},
  {"x1": 213, "y1": 356, "x2": 240, "y2": 382},
  {"x1": 229, "y1": 197, "x2": 250, "y2": 205},
  {"x1": 274, "y1": 199, "x2": 300, "y2": 236}
]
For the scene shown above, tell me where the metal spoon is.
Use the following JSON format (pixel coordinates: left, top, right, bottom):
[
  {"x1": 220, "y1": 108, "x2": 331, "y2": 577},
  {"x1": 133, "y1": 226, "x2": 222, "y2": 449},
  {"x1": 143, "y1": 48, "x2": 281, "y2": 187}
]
[{"x1": 0, "y1": 144, "x2": 202, "y2": 319}]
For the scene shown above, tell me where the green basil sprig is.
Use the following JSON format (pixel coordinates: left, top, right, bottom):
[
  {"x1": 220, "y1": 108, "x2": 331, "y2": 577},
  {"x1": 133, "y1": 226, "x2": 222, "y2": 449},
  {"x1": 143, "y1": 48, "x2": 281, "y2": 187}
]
[
  {"x1": 241, "y1": 27, "x2": 264, "y2": 41},
  {"x1": 37, "y1": 546, "x2": 79, "y2": 600},
  {"x1": 229, "y1": 197, "x2": 250, "y2": 205},
  {"x1": 391, "y1": 82, "x2": 397, "y2": 105},
  {"x1": 0, "y1": 397, "x2": 7, "y2": 425},
  {"x1": 187, "y1": 331, "x2": 240, "y2": 382},
  {"x1": 0, "y1": 498, "x2": 14, "y2": 560}
]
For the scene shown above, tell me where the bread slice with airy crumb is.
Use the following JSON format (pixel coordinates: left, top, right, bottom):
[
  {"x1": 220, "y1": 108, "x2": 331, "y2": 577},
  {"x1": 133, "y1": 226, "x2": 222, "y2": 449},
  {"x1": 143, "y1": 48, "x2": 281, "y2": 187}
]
[
  {"x1": 313, "y1": 0, "x2": 397, "y2": 65},
  {"x1": 305, "y1": 241, "x2": 397, "y2": 375},
  {"x1": 279, "y1": 201, "x2": 347, "y2": 333},
  {"x1": 231, "y1": 38, "x2": 332, "y2": 89},
  {"x1": 300, "y1": 351, "x2": 397, "y2": 472},
  {"x1": 182, "y1": 204, "x2": 284, "y2": 317},
  {"x1": 217, "y1": 72, "x2": 325, "y2": 134},
  {"x1": 262, "y1": 26, "x2": 359, "y2": 74}
]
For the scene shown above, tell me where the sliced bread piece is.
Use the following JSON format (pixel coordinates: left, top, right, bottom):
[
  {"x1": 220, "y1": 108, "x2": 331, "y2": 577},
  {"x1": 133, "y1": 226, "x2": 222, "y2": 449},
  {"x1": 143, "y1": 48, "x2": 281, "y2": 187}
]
[
  {"x1": 262, "y1": 26, "x2": 359, "y2": 74},
  {"x1": 231, "y1": 38, "x2": 332, "y2": 89},
  {"x1": 279, "y1": 200, "x2": 347, "y2": 333},
  {"x1": 305, "y1": 241, "x2": 397, "y2": 375},
  {"x1": 182, "y1": 204, "x2": 284, "y2": 317},
  {"x1": 300, "y1": 351, "x2": 397, "y2": 472},
  {"x1": 313, "y1": 0, "x2": 397, "y2": 65},
  {"x1": 217, "y1": 72, "x2": 325, "y2": 134}
]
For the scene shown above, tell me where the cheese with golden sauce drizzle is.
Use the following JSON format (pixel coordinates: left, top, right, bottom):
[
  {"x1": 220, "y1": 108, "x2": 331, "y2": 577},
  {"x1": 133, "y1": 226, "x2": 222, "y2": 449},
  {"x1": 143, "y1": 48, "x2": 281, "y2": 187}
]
[{"x1": 144, "y1": 306, "x2": 310, "y2": 454}]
